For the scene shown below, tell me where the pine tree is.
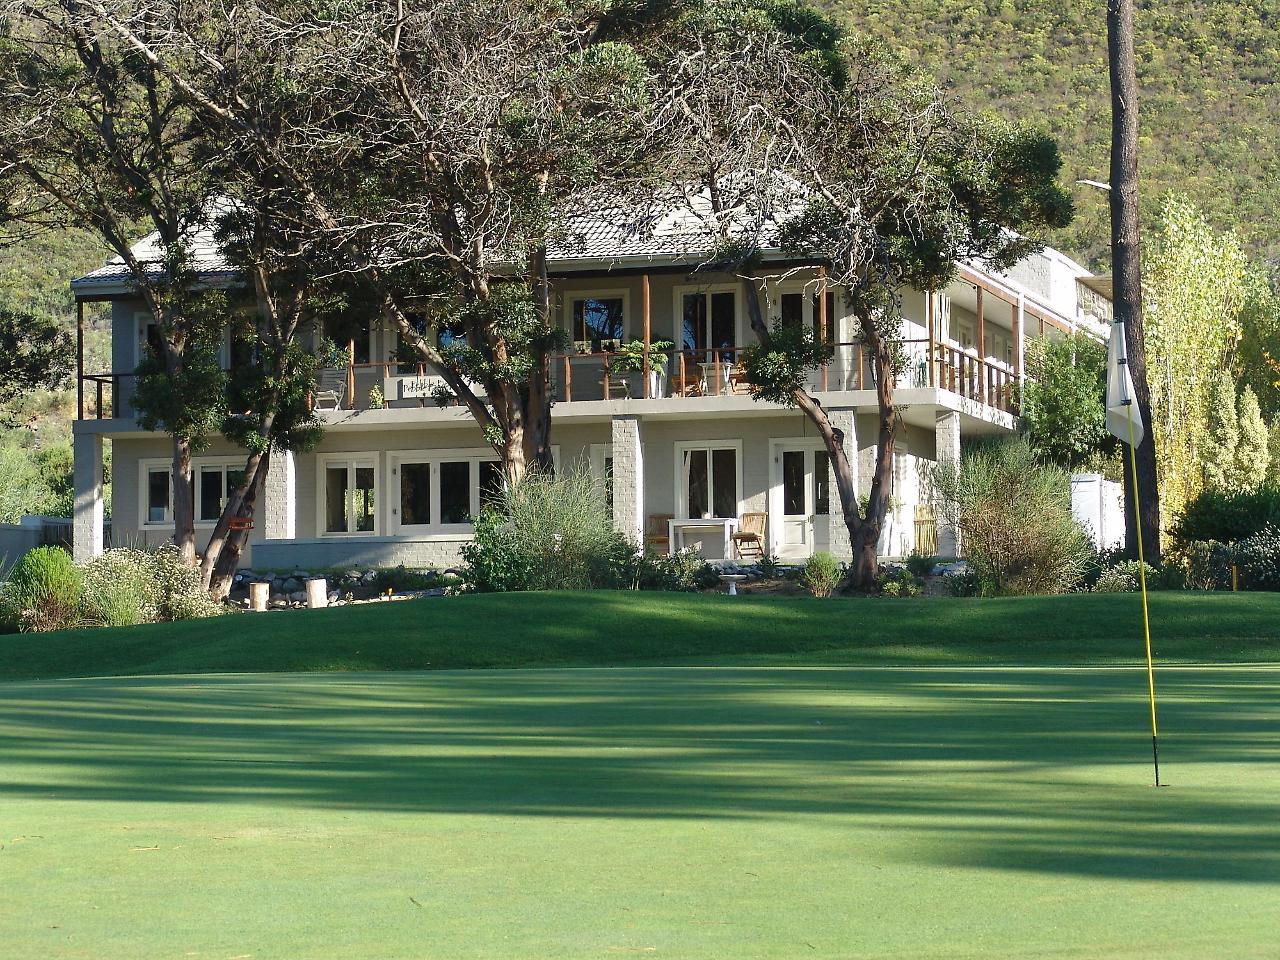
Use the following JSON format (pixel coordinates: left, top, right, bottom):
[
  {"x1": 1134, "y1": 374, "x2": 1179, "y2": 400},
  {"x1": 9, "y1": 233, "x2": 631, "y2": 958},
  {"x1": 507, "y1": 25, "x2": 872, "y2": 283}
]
[
  {"x1": 1202, "y1": 368, "x2": 1240, "y2": 489},
  {"x1": 1235, "y1": 386, "x2": 1270, "y2": 489}
]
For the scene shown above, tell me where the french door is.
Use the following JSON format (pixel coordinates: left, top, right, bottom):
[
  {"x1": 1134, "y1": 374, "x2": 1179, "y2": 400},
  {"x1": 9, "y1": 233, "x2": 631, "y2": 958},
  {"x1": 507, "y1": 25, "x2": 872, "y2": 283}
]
[{"x1": 770, "y1": 441, "x2": 831, "y2": 559}]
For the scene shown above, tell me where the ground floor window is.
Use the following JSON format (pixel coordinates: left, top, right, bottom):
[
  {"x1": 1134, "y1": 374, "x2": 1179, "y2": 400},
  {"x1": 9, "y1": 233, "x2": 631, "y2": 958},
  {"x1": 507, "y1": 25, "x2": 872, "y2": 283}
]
[
  {"x1": 392, "y1": 452, "x2": 503, "y2": 532},
  {"x1": 197, "y1": 463, "x2": 248, "y2": 523},
  {"x1": 678, "y1": 443, "x2": 740, "y2": 519},
  {"x1": 145, "y1": 465, "x2": 172, "y2": 524},
  {"x1": 323, "y1": 458, "x2": 378, "y2": 535}
]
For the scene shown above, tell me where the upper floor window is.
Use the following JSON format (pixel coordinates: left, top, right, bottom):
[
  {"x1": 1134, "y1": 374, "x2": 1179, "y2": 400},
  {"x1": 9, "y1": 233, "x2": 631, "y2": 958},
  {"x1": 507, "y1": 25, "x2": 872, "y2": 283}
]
[
  {"x1": 568, "y1": 294, "x2": 626, "y2": 351},
  {"x1": 682, "y1": 290, "x2": 735, "y2": 353}
]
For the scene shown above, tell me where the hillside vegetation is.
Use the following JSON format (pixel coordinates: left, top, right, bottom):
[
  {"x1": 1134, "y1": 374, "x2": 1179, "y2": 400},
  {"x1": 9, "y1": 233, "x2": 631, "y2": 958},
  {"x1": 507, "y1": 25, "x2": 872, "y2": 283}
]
[{"x1": 821, "y1": 0, "x2": 1280, "y2": 268}]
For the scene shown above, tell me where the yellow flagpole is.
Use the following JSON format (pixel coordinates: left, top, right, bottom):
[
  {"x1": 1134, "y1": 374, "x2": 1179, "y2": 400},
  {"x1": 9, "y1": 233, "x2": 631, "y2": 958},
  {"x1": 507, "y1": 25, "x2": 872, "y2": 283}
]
[{"x1": 1126, "y1": 411, "x2": 1162, "y2": 787}]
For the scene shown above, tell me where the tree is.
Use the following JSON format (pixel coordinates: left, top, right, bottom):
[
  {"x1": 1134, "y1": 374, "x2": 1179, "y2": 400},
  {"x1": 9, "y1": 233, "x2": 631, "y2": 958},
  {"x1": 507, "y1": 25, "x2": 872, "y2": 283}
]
[
  {"x1": 0, "y1": 3, "x2": 224, "y2": 563},
  {"x1": 1201, "y1": 369, "x2": 1239, "y2": 491},
  {"x1": 667, "y1": 16, "x2": 1070, "y2": 590},
  {"x1": 1107, "y1": 0, "x2": 1161, "y2": 562},
  {"x1": 0, "y1": 308, "x2": 73, "y2": 417},
  {"x1": 1235, "y1": 385, "x2": 1270, "y2": 491},
  {"x1": 1019, "y1": 331, "x2": 1114, "y2": 471}
]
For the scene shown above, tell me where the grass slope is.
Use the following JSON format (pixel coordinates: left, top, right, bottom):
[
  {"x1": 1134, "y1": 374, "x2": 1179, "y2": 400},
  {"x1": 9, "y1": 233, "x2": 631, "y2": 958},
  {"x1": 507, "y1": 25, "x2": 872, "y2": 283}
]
[
  {"x1": 2, "y1": 590, "x2": 1279, "y2": 681},
  {"x1": 1, "y1": 665, "x2": 1276, "y2": 958}
]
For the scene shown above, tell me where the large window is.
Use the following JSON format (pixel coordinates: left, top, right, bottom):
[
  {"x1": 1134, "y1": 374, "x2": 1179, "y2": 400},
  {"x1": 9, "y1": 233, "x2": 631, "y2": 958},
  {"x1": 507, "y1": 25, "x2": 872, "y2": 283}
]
[
  {"x1": 392, "y1": 453, "x2": 504, "y2": 531},
  {"x1": 777, "y1": 290, "x2": 837, "y2": 345},
  {"x1": 571, "y1": 296, "x2": 625, "y2": 349},
  {"x1": 678, "y1": 444, "x2": 740, "y2": 519},
  {"x1": 146, "y1": 466, "x2": 171, "y2": 524},
  {"x1": 323, "y1": 316, "x2": 373, "y2": 365},
  {"x1": 323, "y1": 458, "x2": 378, "y2": 535},
  {"x1": 197, "y1": 463, "x2": 248, "y2": 523},
  {"x1": 681, "y1": 290, "x2": 736, "y2": 354}
]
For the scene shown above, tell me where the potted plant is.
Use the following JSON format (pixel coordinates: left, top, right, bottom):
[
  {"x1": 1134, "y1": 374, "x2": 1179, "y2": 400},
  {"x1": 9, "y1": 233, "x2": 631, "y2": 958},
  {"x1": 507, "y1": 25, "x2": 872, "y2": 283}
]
[{"x1": 611, "y1": 339, "x2": 674, "y2": 398}]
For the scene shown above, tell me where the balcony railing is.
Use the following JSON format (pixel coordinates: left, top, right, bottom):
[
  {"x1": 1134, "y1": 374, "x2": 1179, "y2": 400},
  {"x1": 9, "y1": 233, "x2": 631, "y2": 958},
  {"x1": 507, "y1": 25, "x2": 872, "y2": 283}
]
[{"x1": 77, "y1": 339, "x2": 1018, "y2": 420}]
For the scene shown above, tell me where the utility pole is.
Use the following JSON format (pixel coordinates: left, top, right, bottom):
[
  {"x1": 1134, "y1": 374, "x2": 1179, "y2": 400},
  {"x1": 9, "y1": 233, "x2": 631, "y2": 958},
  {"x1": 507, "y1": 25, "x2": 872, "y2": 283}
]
[{"x1": 1107, "y1": 0, "x2": 1161, "y2": 561}]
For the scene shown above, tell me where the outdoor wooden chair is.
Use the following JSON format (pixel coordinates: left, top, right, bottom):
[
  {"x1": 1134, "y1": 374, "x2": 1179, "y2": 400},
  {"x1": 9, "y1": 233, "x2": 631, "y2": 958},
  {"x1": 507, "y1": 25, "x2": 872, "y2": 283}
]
[
  {"x1": 669, "y1": 368, "x2": 705, "y2": 398},
  {"x1": 733, "y1": 512, "x2": 767, "y2": 560},
  {"x1": 645, "y1": 513, "x2": 673, "y2": 553},
  {"x1": 313, "y1": 367, "x2": 348, "y2": 410}
]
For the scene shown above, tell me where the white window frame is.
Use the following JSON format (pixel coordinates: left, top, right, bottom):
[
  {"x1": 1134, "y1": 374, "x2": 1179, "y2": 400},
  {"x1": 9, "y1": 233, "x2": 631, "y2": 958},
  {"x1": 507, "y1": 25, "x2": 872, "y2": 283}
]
[
  {"x1": 672, "y1": 283, "x2": 742, "y2": 352},
  {"x1": 387, "y1": 448, "x2": 501, "y2": 536},
  {"x1": 135, "y1": 311, "x2": 233, "y2": 370},
  {"x1": 563, "y1": 289, "x2": 630, "y2": 350},
  {"x1": 673, "y1": 439, "x2": 744, "y2": 520},
  {"x1": 767, "y1": 279, "x2": 843, "y2": 339},
  {"x1": 193, "y1": 459, "x2": 252, "y2": 527},
  {"x1": 139, "y1": 458, "x2": 175, "y2": 527},
  {"x1": 316, "y1": 453, "x2": 381, "y2": 537}
]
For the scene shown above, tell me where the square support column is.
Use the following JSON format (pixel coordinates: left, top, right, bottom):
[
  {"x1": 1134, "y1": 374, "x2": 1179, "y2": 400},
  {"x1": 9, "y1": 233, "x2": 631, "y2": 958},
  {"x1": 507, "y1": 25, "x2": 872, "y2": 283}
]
[
  {"x1": 262, "y1": 449, "x2": 296, "y2": 540},
  {"x1": 611, "y1": 415, "x2": 644, "y2": 545},
  {"x1": 825, "y1": 407, "x2": 858, "y2": 562},
  {"x1": 72, "y1": 430, "x2": 105, "y2": 562},
  {"x1": 935, "y1": 410, "x2": 962, "y2": 559}
]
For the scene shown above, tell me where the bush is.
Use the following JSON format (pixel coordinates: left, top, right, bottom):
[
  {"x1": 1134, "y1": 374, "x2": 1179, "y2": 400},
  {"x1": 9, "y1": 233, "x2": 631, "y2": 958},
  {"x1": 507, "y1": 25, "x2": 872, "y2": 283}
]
[
  {"x1": 1172, "y1": 484, "x2": 1280, "y2": 546},
  {"x1": 0, "y1": 546, "x2": 82, "y2": 632},
  {"x1": 931, "y1": 438, "x2": 1091, "y2": 596},
  {"x1": 1230, "y1": 526, "x2": 1280, "y2": 591},
  {"x1": 81, "y1": 548, "x2": 161, "y2": 626},
  {"x1": 150, "y1": 545, "x2": 222, "y2": 621},
  {"x1": 1092, "y1": 560, "x2": 1161, "y2": 593},
  {"x1": 942, "y1": 566, "x2": 981, "y2": 597},
  {"x1": 904, "y1": 552, "x2": 936, "y2": 578},
  {"x1": 877, "y1": 565, "x2": 922, "y2": 597},
  {"x1": 462, "y1": 466, "x2": 633, "y2": 592},
  {"x1": 634, "y1": 548, "x2": 720, "y2": 592},
  {"x1": 801, "y1": 552, "x2": 842, "y2": 598}
]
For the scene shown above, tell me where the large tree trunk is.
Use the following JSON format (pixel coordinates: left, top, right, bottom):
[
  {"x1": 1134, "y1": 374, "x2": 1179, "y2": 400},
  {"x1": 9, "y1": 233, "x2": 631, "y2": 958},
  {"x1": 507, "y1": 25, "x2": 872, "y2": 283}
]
[
  {"x1": 522, "y1": 244, "x2": 556, "y2": 475},
  {"x1": 1107, "y1": 0, "x2": 1161, "y2": 561},
  {"x1": 170, "y1": 436, "x2": 197, "y2": 565},
  {"x1": 206, "y1": 448, "x2": 271, "y2": 601}
]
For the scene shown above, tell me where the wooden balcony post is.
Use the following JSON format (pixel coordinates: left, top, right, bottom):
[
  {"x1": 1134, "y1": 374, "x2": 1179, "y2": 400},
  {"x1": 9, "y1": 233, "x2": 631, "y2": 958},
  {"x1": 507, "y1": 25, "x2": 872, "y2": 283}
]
[
  {"x1": 975, "y1": 286, "x2": 986, "y2": 404},
  {"x1": 76, "y1": 300, "x2": 84, "y2": 420},
  {"x1": 818, "y1": 266, "x2": 829, "y2": 391},
  {"x1": 925, "y1": 290, "x2": 936, "y2": 387},
  {"x1": 1013, "y1": 295, "x2": 1025, "y2": 385},
  {"x1": 346, "y1": 338, "x2": 356, "y2": 409},
  {"x1": 641, "y1": 273, "x2": 652, "y2": 398},
  {"x1": 564, "y1": 354, "x2": 573, "y2": 402}
]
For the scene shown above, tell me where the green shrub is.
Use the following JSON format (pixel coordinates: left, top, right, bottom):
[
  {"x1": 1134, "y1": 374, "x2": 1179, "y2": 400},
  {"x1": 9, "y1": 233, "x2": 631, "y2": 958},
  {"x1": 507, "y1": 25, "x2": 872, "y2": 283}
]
[
  {"x1": 1172, "y1": 485, "x2": 1280, "y2": 546},
  {"x1": 877, "y1": 565, "x2": 922, "y2": 597},
  {"x1": 1092, "y1": 560, "x2": 1160, "y2": 594},
  {"x1": 81, "y1": 548, "x2": 161, "y2": 626},
  {"x1": 462, "y1": 466, "x2": 632, "y2": 592},
  {"x1": 941, "y1": 566, "x2": 981, "y2": 597},
  {"x1": 150, "y1": 545, "x2": 221, "y2": 621},
  {"x1": 0, "y1": 546, "x2": 83, "y2": 632},
  {"x1": 931, "y1": 438, "x2": 1091, "y2": 596},
  {"x1": 635, "y1": 548, "x2": 720, "y2": 592},
  {"x1": 1229, "y1": 526, "x2": 1280, "y2": 591},
  {"x1": 371, "y1": 566, "x2": 442, "y2": 593},
  {"x1": 904, "y1": 552, "x2": 936, "y2": 578},
  {"x1": 801, "y1": 552, "x2": 842, "y2": 598}
]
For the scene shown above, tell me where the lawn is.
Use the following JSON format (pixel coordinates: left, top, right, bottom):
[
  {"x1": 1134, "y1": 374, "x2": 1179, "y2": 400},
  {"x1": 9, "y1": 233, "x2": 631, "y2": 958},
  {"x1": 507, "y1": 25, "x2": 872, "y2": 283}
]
[
  {"x1": 2, "y1": 592, "x2": 1278, "y2": 958},
  {"x1": 1, "y1": 665, "x2": 1277, "y2": 959},
  {"x1": 2, "y1": 590, "x2": 1280, "y2": 680}
]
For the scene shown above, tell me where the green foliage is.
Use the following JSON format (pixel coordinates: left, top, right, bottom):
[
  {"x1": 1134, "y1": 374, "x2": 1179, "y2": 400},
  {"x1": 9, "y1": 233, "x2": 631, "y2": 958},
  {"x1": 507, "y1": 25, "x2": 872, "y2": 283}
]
[
  {"x1": 0, "y1": 308, "x2": 73, "y2": 416},
  {"x1": 1235, "y1": 386, "x2": 1270, "y2": 490},
  {"x1": 876, "y1": 565, "x2": 922, "y2": 598},
  {"x1": 1234, "y1": 267, "x2": 1280, "y2": 421},
  {"x1": 1092, "y1": 560, "x2": 1161, "y2": 594},
  {"x1": 904, "y1": 551, "x2": 936, "y2": 578},
  {"x1": 1019, "y1": 331, "x2": 1113, "y2": 470},
  {"x1": 1202, "y1": 369, "x2": 1241, "y2": 491},
  {"x1": 1226, "y1": 526, "x2": 1280, "y2": 592},
  {"x1": 149, "y1": 545, "x2": 222, "y2": 621},
  {"x1": 80, "y1": 548, "x2": 161, "y2": 627},
  {"x1": 0, "y1": 437, "x2": 74, "y2": 522},
  {"x1": 931, "y1": 438, "x2": 1090, "y2": 596},
  {"x1": 1172, "y1": 485, "x2": 1280, "y2": 546},
  {"x1": 634, "y1": 548, "x2": 721, "y2": 593},
  {"x1": 741, "y1": 321, "x2": 834, "y2": 405},
  {"x1": 462, "y1": 466, "x2": 630, "y2": 592},
  {"x1": 801, "y1": 551, "x2": 841, "y2": 598},
  {"x1": 0, "y1": 546, "x2": 82, "y2": 633}
]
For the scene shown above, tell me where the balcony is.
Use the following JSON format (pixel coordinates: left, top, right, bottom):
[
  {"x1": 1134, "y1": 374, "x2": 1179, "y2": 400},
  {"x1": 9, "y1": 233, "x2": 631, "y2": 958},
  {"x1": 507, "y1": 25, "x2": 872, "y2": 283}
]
[{"x1": 77, "y1": 339, "x2": 1018, "y2": 420}]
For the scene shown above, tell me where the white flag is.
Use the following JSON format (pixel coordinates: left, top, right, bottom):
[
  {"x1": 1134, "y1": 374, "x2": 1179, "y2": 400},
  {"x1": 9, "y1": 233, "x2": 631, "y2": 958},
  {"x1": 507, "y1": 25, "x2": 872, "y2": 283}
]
[{"x1": 1106, "y1": 319, "x2": 1145, "y2": 447}]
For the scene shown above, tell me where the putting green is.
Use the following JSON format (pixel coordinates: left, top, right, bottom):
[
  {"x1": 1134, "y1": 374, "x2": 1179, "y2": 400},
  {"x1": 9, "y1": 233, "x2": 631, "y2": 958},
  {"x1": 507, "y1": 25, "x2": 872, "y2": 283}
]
[{"x1": 1, "y1": 666, "x2": 1276, "y2": 958}]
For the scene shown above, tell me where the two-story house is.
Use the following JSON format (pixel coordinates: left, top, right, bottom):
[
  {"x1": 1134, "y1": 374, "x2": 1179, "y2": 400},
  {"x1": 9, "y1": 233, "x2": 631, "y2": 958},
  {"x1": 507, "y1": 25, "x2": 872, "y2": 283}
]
[{"x1": 70, "y1": 199, "x2": 1111, "y2": 571}]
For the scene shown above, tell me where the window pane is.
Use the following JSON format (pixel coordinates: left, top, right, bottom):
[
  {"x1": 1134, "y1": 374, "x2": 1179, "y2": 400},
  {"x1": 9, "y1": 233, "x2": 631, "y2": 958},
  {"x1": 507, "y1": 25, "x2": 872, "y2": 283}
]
[
  {"x1": 354, "y1": 466, "x2": 376, "y2": 532},
  {"x1": 781, "y1": 293, "x2": 804, "y2": 331},
  {"x1": 711, "y1": 448, "x2": 737, "y2": 518},
  {"x1": 199, "y1": 466, "x2": 224, "y2": 522},
  {"x1": 148, "y1": 470, "x2": 169, "y2": 523},
  {"x1": 813, "y1": 292, "x2": 836, "y2": 344},
  {"x1": 326, "y1": 466, "x2": 349, "y2": 533},
  {"x1": 710, "y1": 292, "x2": 735, "y2": 349},
  {"x1": 682, "y1": 294, "x2": 706, "y2": 352},
  {"x1": 401, "y1": 462, "x2": 431, "y2": 526},
  {"x1": 578, "y1": 298, "x2": 623, "y2": 342},
  {"x1": 685, "y1": 449, "x2": 709, "y2": 518},
  {"x1": 324, "y1": 316, "x2": 371, "y2": 364},
  {"x1": 782, "y1": 451, "x2": 805, "y2": 515},
  {"x1": 814, "y1": 452, "x2": 830, "y2": 516},
  {"x1": 479, "y1": 460, "x2": 504, "y2": 511},
  {"x1": 439, "y1": 461, "x2": 472, "y2": 524}
]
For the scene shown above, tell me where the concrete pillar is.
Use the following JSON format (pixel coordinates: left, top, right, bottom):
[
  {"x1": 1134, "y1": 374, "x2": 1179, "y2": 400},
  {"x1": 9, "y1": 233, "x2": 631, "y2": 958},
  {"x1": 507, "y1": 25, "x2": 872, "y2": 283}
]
[
  {"x1": 611, "y1": 415, "x2": 644, "y2": 545},
  {"x1": 935, "y1": 409, "x2": 962, "y2": 558},
  {"x1": 72, "y1": 429, "x2": 105, "y2": 562},
  {"x1": 262, "y1": 449, "x2": 296, "y2": 540},
  {"x1": 825, "y1": 407, "x2": 858, "y2": 562}
]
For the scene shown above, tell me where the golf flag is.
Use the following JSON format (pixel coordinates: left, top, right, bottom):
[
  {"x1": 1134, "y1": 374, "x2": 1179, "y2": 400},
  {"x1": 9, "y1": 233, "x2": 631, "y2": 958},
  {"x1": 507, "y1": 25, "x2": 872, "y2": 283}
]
[{"x1": 1106, "y1": 319, "x2": 1145, "y2": 447}]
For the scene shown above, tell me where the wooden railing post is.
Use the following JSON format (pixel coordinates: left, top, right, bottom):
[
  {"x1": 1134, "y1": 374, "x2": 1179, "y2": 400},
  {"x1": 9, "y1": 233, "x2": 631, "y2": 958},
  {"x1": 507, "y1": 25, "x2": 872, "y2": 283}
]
[
  {"x1": 346, "y1": 339, "x2": 356, "y2": 410},
  {"x1": 818, "y1": 267, "x2": 829, "y2": 391},
  {"x1": 76, "y1": 300, "x2": 84, "y2": 420},
  {"x1": 641, "y1": 273, "x2": 651, "y2": 399},
  {"x1": 563, "y1": 354, "x2": 573, "y2": 402}
]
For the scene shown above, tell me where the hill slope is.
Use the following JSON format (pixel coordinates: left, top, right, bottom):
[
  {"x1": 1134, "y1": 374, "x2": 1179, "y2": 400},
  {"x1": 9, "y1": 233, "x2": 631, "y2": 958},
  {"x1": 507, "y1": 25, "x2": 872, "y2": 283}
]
[{"x1": 821, "y1": 0, "x2": 1280, "y2": 268}]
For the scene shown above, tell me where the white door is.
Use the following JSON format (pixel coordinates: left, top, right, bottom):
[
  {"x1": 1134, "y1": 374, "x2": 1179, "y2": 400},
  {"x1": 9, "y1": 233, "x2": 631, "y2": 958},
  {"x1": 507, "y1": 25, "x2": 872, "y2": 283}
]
[{"x1": 771, "y1": 442, "x2": 832, "y2": 559}]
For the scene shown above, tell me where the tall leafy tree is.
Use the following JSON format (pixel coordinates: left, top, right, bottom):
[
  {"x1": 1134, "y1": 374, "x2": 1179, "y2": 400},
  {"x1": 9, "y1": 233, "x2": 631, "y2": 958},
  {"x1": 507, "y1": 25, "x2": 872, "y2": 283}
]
[{"x1": 1020, "y1": 331, "x2": 1114, "y2": 472}]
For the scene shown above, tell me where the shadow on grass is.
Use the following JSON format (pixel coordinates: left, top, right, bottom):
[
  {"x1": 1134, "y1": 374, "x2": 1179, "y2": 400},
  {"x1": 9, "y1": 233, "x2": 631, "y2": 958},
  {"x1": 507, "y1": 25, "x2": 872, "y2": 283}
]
[{"x1": 0, "y1": 666, "x2": 1277, "y2": 884}]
